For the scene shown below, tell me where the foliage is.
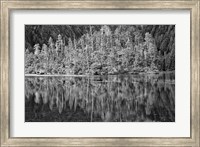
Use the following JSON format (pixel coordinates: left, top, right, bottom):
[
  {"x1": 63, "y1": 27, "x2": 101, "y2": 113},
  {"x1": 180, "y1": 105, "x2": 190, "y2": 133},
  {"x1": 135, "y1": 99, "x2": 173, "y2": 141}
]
[{"x1": 25, "y1": 25, "x2": 175, "y2": 75}]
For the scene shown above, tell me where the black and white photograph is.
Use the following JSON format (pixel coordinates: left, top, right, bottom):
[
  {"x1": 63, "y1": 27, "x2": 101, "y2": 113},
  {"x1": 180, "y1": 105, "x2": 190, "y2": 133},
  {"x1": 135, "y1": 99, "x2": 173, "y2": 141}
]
[{"x1": 25, "y1": 25, "x2": 175, "y2": 122}]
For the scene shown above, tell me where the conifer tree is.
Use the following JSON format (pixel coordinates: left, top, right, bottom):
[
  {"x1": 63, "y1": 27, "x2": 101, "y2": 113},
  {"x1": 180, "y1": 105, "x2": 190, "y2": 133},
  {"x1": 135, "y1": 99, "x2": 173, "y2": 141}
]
[{"x1": 34, "y1": 44, "x2": 40, "y2": 55}]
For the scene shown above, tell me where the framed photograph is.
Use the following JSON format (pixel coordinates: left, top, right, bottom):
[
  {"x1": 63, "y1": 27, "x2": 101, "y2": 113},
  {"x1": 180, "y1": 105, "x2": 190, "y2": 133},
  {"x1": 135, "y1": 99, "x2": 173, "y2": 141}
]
[{"x1": 1, "y1": 0, "x2": 199, "y2": 146}]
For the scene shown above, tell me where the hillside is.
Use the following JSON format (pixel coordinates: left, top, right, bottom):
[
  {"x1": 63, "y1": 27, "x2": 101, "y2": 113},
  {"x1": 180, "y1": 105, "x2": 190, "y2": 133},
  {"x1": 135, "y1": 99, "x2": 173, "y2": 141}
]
[{"x1": 25, "y1": 25, "x2": 175, "y2": 75}]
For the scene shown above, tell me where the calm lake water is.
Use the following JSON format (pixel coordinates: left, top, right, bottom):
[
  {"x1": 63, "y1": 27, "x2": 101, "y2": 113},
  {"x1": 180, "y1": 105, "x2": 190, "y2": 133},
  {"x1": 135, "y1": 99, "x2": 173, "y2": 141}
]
[{"x1": 25, "y1": 73, "x2": 175, "y2": 122}]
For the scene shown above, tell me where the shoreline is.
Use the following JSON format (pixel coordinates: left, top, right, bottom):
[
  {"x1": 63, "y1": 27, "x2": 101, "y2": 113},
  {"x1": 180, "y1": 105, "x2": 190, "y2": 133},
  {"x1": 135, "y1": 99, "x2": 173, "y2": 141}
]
[
  {"x1": 25, "y1": 74, "x2": 88, "y2": 77},
  {"x1": 25, "y1": 71, "x2": 175, "y2": 77}
]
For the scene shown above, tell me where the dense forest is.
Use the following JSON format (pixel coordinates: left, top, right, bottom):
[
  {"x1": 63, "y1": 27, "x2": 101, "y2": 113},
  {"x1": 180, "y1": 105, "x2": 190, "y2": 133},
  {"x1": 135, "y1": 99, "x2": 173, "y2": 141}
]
[{"x1": 25, "y1": 25, "x2": 175, "y2": 75}]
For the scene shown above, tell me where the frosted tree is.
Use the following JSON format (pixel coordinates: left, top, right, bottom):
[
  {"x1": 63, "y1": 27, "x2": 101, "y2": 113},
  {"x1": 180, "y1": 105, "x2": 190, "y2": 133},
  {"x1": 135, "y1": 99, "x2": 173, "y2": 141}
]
[
  {"x1": 134, "y1": 30, "x2": 143, "y2": 45},
  {"x1": 48, "y1": 37, "x2": 55, "y2": 53},
  {"x1": 34, "y1": 44, "x2": 40, "y2": 55},
  {"x1": 42, "y1": 44, "x2": 48, "y2": 55},
  {"x1": 144, "y1": 32, "x2": 157, "y2": 70},
  {"x1": 55, "y1": 34, "x2": 64, "y2": 57},
  {"x1": 41, "y1": 43, "x2": 49, "y2": 73}
]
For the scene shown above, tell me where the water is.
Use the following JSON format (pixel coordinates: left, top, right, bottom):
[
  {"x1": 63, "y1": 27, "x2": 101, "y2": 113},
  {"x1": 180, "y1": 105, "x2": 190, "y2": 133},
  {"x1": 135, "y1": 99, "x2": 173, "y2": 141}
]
[{"x1": 25, "y1": 73, "x2": 175, "y2": 122}]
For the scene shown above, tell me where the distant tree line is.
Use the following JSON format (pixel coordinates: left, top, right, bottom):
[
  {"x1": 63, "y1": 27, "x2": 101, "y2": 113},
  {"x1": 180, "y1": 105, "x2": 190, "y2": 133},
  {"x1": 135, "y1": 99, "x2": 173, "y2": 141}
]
[{"x1": 25, "y1": 25, "x2": 175, "y2": 75}]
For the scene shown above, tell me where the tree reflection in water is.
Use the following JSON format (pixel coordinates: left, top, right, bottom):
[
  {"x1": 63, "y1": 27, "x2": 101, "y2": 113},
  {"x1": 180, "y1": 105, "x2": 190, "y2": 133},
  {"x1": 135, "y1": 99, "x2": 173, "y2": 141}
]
[{"x1": 25, "y1": 74, "x2": 175, "y2": 122}]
